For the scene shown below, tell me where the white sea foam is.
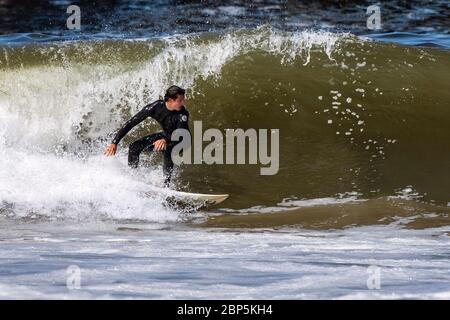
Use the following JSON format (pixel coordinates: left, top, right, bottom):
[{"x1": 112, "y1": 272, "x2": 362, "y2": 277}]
[{"x1": 0, "y1": 220, "x2": 448, "y2": 299}]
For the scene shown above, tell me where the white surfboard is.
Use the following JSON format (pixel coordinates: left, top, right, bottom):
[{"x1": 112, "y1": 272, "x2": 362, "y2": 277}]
[
  {"x1": 166, "y1": 190, "x2": 229, "y2": 206},
  {"x1": 144, "y1": 187, "x2": 229, "y2": 206}
]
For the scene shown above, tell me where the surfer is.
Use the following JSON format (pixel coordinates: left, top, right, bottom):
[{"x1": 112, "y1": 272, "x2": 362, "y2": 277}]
[{"x1": 104, "y1": 85, "x2": 190, "y2": 186}]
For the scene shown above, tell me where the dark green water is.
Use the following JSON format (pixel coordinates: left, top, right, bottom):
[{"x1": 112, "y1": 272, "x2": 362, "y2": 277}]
[{"x1": 0, "y1": 27, "x2": 449, "y2": 228}]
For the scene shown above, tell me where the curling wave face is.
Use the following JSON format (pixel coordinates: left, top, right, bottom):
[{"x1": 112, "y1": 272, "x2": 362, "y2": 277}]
[{"x1": 0, "y1": 27, "x2": 449, "y2": 227}]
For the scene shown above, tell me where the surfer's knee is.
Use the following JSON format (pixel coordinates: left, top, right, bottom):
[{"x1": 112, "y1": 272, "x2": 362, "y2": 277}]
[
  {"x1": 128, "y1": 142, "x2": 142, "y2": 168},
  {"x1": 163, "y1": 149, "x2": 174, "y2": 169},
  {"x1": 128, "y1": 153, "x2": 139, "y2": 168}
]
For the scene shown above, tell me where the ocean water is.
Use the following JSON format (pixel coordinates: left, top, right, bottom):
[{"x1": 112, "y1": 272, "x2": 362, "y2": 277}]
[
  {"x1": 0, "y1": 219, "x2": 449, "y2": 299},
  {"x1": 0, "y1": 1, "x2": 449, "y2": 299}
]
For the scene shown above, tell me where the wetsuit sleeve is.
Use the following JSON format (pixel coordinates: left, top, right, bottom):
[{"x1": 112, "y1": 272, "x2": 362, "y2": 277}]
[
  {"x1": 111, "y1": 104, "x2": 155, "y2": 145},
  {"x1": 165, "y1": 111, "x2": 190, "y2": 147}
]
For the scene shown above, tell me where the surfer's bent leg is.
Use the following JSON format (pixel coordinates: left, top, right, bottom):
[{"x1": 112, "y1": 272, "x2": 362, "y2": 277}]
[
  {"x1": 128, "y1": 132, "x2": 165, "y2": 168},
  {"x1": 162, "y1": 144, "x2": 175, "y2": 186}
]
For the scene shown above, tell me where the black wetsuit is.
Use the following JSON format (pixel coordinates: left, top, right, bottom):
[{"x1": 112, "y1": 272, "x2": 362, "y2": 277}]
[{"x1": 111, "y1": 99, "x2": 190, "y2": 184}]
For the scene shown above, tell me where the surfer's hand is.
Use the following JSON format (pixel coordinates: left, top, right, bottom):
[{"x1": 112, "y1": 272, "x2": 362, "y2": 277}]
[
  {"x1": 104, "y1": 144, "x2": 117, "y2": 156},
  {"x1": 153, "y1": 138, "x2": 167, "y2": 151}
]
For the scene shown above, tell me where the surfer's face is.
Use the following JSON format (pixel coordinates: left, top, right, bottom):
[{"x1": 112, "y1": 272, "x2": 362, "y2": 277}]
[{"x1": 167, "y1": 94, "x2": 185, "y2": 111}]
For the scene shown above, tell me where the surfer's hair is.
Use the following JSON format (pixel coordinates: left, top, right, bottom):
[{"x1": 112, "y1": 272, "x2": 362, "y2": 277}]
[{"x1": 164, "y1": 85, "x2": 185, "y2": 101}]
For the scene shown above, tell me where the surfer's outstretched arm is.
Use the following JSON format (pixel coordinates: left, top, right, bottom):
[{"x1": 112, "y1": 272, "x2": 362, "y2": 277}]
[{"x1": 111, "y1": 104, "x2": 156, "y2": 146}]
